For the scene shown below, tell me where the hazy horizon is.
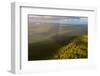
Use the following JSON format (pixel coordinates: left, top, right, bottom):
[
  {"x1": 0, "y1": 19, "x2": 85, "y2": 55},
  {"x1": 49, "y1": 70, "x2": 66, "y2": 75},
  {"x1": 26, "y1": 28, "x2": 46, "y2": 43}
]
[{"x1": 28, "y1": 15, "x2": 88, "y2": 25}]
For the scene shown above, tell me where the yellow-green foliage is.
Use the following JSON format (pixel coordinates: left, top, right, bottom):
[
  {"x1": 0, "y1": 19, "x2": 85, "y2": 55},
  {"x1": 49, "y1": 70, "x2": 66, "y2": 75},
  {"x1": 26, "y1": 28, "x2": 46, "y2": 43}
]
[{"x1": 53, "y1": 35, "x2": 88, "y2": 59}]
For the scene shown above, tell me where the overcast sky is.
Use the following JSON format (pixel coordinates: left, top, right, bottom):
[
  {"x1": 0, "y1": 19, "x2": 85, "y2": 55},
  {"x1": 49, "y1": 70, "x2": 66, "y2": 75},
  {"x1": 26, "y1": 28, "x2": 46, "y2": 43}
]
[{"x1": 28, "y1": 15, "x2": 88, "y2": 25}]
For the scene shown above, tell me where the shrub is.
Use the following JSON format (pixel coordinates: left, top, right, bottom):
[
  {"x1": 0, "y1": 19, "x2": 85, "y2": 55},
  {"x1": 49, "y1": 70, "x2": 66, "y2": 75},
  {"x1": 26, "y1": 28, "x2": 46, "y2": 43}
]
[{"x1": 53, "y1": 35, "x2": 88, "y2": 59}]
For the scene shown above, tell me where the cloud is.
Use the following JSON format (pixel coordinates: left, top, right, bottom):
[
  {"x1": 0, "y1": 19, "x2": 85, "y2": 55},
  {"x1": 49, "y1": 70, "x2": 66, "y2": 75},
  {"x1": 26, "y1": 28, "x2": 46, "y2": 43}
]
[{"x1": 28, "y1": 15, "x2": 88, "y2": 25}]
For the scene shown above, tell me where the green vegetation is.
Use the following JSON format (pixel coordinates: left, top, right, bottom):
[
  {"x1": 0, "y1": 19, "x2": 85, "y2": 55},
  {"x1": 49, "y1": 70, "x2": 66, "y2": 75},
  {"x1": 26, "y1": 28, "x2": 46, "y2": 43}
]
[
  {"x1": 28, "y1": 34, "x2": 88, "y2": 60},
  {"x1": 53, "y1": 35, "x2": 88, "y2": 59}
]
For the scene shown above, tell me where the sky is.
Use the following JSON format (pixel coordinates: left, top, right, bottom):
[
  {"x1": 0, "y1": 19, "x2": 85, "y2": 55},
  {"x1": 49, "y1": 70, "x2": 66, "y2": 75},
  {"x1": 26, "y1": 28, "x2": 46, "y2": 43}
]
[{"x1": 28, "y1": 15, "x2": 88, "y2": 25}]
